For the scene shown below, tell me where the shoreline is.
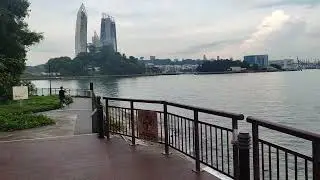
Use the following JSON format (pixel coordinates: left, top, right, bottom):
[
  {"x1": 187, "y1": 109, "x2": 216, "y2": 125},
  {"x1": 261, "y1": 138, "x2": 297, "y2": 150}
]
[{"x1": 21, "y1": 69, "x2": 306, "y2": 80}]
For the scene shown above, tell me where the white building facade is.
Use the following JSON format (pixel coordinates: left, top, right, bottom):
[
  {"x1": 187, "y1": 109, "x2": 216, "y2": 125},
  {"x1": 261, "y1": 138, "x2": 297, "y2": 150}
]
[{"x1": 75, "y1": 4, "x2": 88, "y2": 56}]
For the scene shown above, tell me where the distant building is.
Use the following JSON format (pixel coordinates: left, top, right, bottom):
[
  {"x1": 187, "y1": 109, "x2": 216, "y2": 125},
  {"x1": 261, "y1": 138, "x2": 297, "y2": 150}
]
[
  {"x1": 75, "y1": 4, "x2": 88, "y2": 56},
  {"x1": 270, "y1": 59, "x2": 298, "y2": 70},
  {"x1": 150, "y1": 56, "x2": 156, "y2": 61},
  {"x1": 203, "y1": 55, "x2": 207, "y2": 61},
  {"x1": 100, "y1": 13, "x2": 117, "y2": 51},
  {"x1": 244, "y1": 55, "x2": 268, "y2": 67},
  {"x1": 92, "y1": 31, "x2": 101, "y2": 48}
]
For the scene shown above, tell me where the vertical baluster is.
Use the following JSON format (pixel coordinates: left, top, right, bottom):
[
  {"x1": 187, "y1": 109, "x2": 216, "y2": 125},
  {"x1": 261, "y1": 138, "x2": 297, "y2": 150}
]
[
  {"x1": 174, "y1": 116, "x2": 178, "y2": 148},
  {"x1": 200, "y1": 124, "x2": 203, "y2": 162},
  {"x1": 285, "y1": 152, "x2": 288, "y2": 180},
  {"x1": 177, "y1": 117, "x2": 180, "y2": 150},
  {"x1": 130, "y1": 101, "x2": 135, "y2": 145},
  {"x1": 276, "y1": 149, "x2": 279, "y2": 180},
  {"x1": 184, "y1": 118, "x2": 187, "y2": 153},
  {"x1": 227, "y1": 131, "x2": 230, "y2": 175},
  {"x1": 262, "y1": 143, "x2": 265, "y2": 180},
  {"x1": 221, "y1": 129, "x2": 224, "y2": 172},
  {"x1": 252, "y1": 122, "x2": 260, "y2": 180},
  {"x1": 193, "y1": 110, "x2": 200, "y2": 173},
  {"x1": 163, "y1": 102, "x2": 169, "y2": 155},
  {"x1": 269, "y1": 145, "x2": 272, "y2": 180},
  {"x1": 205, "y1": 125, "x2": 208, "y2": 164},
  {"x1": 181, "y1": 117, "x2": 184, "y2": 152},
  {"x1": 305, "y1": 159, "x2": 308, "y2": 180},
  {"x1": 215, "y1": 127, "x2": 218, "y2": 168},
  {"x1": 188, "y1": 120, "x2": 191, "y2": 155},
  {"x1": 294, "y1": 156, "x2": 297, "y2": 180},
  {"x1": 105, "y1": 98, "x2": 110, "y2": 139},
  {"x1": 160, "y1": 113, "x2": 163, "y2": 142},
  {"x1": 171, "y1": 115, "x2": 174, "y2": 146},
  {"x1": 210, "y1": 126, "x2": 213, "y2": 167}
]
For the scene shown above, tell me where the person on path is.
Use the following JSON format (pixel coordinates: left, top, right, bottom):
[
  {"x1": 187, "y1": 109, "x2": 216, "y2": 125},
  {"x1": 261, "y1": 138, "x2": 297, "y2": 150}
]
[{"x1": 59, "y1": 86, "x2": 65, "y2": 107}]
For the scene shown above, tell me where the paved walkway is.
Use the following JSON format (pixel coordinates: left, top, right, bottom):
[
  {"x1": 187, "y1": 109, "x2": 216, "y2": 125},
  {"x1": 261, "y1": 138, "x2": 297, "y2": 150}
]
[
  {"x1": 0, "y1": 135, "x2": 219, "y2": 180},
  {"x1": 0, "y1": 98, "x2": 93, "y2": 141}
]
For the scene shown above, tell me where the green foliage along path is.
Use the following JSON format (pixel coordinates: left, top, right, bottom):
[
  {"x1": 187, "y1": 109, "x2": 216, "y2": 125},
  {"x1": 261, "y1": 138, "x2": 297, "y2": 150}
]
[{"x1": 0, "y1": 96, "x2": 66, "y2": 132}]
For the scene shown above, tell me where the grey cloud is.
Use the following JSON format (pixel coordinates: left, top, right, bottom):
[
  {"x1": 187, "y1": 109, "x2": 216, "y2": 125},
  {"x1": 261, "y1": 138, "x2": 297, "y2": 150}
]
[
  {"x1": 173, "y1": 37, "x2": 247, "y2": 55},
  {"x1": 256, "y1": 0, "x2": 320, "y2": 8}
]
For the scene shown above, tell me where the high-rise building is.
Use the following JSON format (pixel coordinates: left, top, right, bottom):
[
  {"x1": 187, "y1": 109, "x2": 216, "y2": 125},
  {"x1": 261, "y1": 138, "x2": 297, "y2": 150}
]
[
  {"x1": 75, "y1": 4, "x2": 88, "y2": 56},
  {"x1": 244, "y1": 55, "x2": 269, "y2": 67},
  {"x1": 100, "y1": 13, "x2": 117, "y2": 51},
  {"x1": 92, "y1": 31, "x2": 101, "y2": 48}
]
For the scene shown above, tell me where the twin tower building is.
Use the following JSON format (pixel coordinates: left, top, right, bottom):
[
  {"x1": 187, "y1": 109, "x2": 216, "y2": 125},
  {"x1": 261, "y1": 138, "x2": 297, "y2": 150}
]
[{"x1": 75, "y1": 4, "x2": 117, "y2": 56}]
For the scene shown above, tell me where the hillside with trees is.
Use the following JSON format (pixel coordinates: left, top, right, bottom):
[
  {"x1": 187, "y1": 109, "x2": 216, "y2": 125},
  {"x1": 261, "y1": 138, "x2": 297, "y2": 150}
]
[{"x1": 46, "y1": 46, "x2": 145, "y2": 76}]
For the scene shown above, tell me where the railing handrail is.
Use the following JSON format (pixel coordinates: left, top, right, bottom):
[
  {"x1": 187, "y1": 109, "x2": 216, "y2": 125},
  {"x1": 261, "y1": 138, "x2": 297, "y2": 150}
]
[
  {"x1": 167, "y1": 101, "x2": 244, "y2": 120},
  {"x1": 104, "y1": 97, "x2": 164, "y2": 104},
  {"x1": 247, "y1": 116, "x2": 320, "y2": 141},
  {"x1": 103, "y1": 96, "x2": 244, "y2": 120}
]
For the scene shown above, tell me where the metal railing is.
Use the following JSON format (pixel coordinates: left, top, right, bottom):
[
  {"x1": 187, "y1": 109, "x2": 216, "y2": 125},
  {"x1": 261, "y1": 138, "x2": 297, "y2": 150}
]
[
  {"x1": 247, "y1": 117, "x2": 320, "y2": 180},
  {"x1": 103, "y1": 97, "x2": 245, "y2": 179},
  {"x1": 32, "y1": 88, "x2": 92, "y2": 97}
]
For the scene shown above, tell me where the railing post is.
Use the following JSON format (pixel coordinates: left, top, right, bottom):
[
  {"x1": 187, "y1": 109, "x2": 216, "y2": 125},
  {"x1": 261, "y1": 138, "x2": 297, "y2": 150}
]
[
  {"x1": 252, "y1": 122, "x2": 260, "y2": 180},
  {"x1": 105, "y1": 98, "x2": 110, "y2": 139},
  {"x1": 130, "y1": 101, "x2": 135, "y2": 145},
  {"x1": 313, "y1": 140, "x2": 320, "y2": 180},
  {"x1": 97, "y1": 96, "x2": 104, "y2": 139},
  {"x1": 163, "y1": 102, "x2": 169, "y2": 155},
  {"x1": 232, "y1": 118, "x2": 239, "y2": 180},
  {"x1": 193, "y1": 110, "x2": 201, "y2": 173},
  {"x1": 238, "y1": 133, "x2": 251, "y2": 180},
  {"x1": 90, "y1": 83, "x2": 94, "y2": 111}
]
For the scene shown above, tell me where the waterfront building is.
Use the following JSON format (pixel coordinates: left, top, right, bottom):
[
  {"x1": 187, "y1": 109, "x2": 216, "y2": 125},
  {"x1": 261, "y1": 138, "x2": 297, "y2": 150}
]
[
  {"x1": 270, "y1": 59, "x2": 299, "y2": 70},
  {"x1": 75, "y1": 3, "x2": 88, "y2": 56},
  {"x1": 100, "y1": 13, "x2": 117, "y2": 51},
  {"x1": 244, "y1": 55, "x2": 268, "y2": 67}
]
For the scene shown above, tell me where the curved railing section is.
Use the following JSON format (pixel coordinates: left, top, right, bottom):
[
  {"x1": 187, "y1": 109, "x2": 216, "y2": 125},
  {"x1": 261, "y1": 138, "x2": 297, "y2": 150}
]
[{"x1": 247, "y1": 117, "x2": 320, "y2": 180}]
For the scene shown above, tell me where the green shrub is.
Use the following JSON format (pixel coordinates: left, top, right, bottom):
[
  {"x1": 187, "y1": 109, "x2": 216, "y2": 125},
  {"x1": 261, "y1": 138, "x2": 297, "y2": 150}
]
[
  {"x1": 0, "y1": 96, "x2": 73, "y2": 132},
  {"x1": 0, "y1": 113, "x2": 55, "y2": 132}
]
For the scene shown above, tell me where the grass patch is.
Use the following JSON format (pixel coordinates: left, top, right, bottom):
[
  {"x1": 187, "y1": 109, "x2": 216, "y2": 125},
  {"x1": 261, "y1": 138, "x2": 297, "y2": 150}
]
[
  {"x1": 0, "y1": 96, "x2": 61, "y2": 114},
  {"x1": 0, "y1": 96, "x2": 72, "y2": 132},
  {"x1": 0, "y1": 114, "x2": 54, "y2": 132}
]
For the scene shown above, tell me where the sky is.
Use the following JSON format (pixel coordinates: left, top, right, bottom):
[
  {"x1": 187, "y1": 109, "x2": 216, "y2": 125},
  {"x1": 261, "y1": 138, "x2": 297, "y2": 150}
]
[{"x1": 26, "y1": 0, "x2": 320, "y2": 66}]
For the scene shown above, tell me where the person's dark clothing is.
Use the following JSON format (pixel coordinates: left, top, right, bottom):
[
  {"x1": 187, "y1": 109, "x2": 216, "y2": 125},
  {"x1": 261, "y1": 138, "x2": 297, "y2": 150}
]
[{"x1": 59, "y1": 89, "x2": 65, "y2": 100}]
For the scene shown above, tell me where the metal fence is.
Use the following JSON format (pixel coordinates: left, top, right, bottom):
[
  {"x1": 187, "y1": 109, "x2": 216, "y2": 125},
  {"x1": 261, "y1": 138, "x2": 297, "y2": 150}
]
[
  {"x1": 32, "y1": 88, "x2": 92, "y2": 97},
  {"x1": 247, "y1": 117, "x2": 320, "y2": 180},
  {"x1": 103, "y1": 97, "x2": 245, "y2": 179}
]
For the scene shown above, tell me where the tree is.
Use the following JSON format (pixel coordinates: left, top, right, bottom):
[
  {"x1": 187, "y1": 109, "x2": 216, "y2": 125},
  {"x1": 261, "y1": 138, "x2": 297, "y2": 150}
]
[
  {"x1": 45, "y1": 45, "x2": 145, "y2": 76},
  {"x1": 0, "y1": 0, "x2": 43, "y2": 97}
]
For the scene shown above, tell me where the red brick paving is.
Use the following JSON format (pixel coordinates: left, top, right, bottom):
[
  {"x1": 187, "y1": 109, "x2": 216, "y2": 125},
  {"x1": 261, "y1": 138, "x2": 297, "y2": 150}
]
[{"x1": 0, "y1": 135, "x2": 219, "y2": 180}]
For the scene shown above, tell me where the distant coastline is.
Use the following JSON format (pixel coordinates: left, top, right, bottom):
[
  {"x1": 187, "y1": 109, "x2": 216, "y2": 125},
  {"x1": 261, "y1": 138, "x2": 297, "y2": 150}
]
[{"x1": 21, "y1": 69, "x2": 308, "y2": 80}]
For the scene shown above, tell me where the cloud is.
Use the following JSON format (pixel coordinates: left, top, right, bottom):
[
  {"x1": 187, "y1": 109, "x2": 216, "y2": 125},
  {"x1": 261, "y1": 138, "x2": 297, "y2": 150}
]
[
  {"x1": 256, "y1": 0, "x2": 320, "y2": 8},
  {"x1": 25, "y1": 0, "x2": 320, "y2": 65},
  {"x1": 240, "y1": 10, "x2": 291, "y2": 51},
  {"x1": 174, "y1": 38, "x2": 247, "y2": 55}
]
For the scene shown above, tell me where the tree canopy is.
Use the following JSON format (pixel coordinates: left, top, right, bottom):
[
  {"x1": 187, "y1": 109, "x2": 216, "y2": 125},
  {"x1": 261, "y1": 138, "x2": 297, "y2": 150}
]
[
  {"x1": 47, "y1": 46, "x2": 145, "y2": 76},
  {"x1": 0, "y1": 0, "x2": 43, "y2": 97}
]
